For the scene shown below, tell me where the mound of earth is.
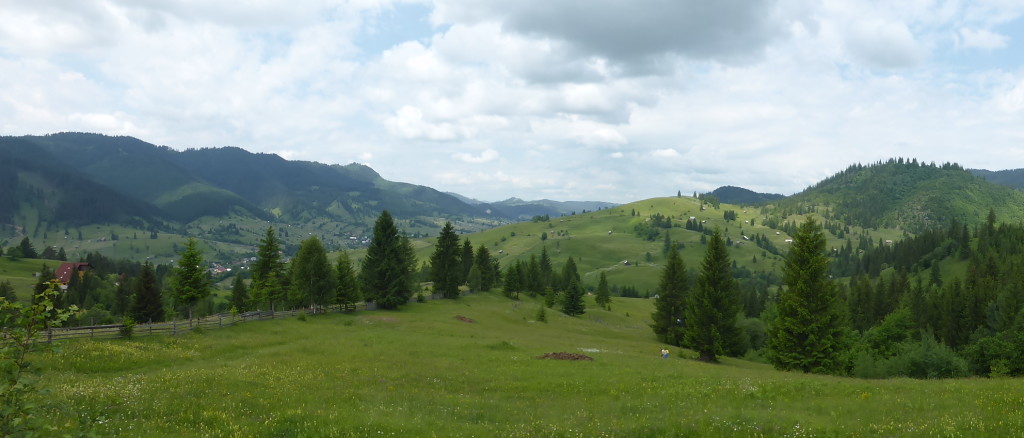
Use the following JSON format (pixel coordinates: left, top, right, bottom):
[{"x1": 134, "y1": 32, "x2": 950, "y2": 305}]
[
  {"x1": 535, "y1": 352, "x2": 593, "y2": 361},
  {"x1": 455, "y1": 315, "x2": 475, "y2": 323}
]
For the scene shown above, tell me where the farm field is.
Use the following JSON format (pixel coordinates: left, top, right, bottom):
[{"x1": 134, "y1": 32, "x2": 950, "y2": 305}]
[{"x1": 32, "y1": 291, "x2": 1024, "y2": 437}]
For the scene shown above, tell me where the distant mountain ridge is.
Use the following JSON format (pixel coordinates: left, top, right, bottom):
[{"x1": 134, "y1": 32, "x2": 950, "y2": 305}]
[
  {"x1": 0, "y1": 133, "x2": 612, "y2": 241},
  {"x1": 448, "y1": 193, "x2": 618, "y2": 219},
  {"x1": 970, "y1": 168, "x2": 1024, "y2": 190}
]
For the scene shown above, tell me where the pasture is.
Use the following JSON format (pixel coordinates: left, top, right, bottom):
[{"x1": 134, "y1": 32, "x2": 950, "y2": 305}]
[{"x1": 30, "y1": 291, "x2": 1024, "y2": 436}]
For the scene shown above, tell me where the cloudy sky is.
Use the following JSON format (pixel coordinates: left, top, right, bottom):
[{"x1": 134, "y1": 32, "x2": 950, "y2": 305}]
[{"x1": 2, "y1": 1, "x2": 1023, "y2": 202}]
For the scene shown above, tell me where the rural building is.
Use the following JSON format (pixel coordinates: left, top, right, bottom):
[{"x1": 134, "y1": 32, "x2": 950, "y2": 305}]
[{"x1": 55, "y1": 262, "x2": 91, "y2": 289}]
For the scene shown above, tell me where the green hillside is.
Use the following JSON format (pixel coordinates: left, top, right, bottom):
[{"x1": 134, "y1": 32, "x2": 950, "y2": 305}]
[
  {"x1": 32, "y1": 292, "x2": 1024, "y2": 436},
  {"x1": 770, "y1": 159, "x2": 1024, "y2": 232},
  {"x1": 401, "y1": 195, "x2": 899, "y2": 294}
]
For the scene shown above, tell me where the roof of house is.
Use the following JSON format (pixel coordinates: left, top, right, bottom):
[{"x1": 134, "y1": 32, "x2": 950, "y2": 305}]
[{"x1": 55, "y1": 262, "x2": 90, "y2": 284}]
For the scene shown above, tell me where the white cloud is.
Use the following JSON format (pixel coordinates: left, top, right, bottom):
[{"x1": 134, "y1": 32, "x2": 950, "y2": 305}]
[
  {"x1": 956, "y1": 27, "x2": 1009, "y2": 50},
  {"x1": 2, "y1": 0, "x2": 1024, "y2": 203},
  {"x1": 453, "y1": 148, "x2": 499, "y2": 163}
]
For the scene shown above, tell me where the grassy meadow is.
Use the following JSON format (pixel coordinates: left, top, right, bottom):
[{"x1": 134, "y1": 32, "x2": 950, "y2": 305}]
[{"x1": 31, "y1": 291, "x2": 1024, "y2": 437}]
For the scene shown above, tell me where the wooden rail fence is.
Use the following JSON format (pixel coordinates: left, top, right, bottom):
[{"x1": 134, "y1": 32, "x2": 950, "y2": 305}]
[{"x1": 30, "y1": 291, "x2": 451, "y2": 343}]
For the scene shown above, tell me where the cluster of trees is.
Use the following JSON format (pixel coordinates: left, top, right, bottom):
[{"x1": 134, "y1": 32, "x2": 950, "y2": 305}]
[
  {"x1": 652, "y1": 219, "x2": 848, "y2": 372},
  {"x1": 501, "y1": 246, "x2": 590, "y2": 316},
  {"x1": 3, "y1": 237, "x2": 66, "y2": 261}
]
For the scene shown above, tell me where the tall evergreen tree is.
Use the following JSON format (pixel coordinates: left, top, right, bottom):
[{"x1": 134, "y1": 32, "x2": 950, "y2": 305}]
[
  {"x1": 561, "y1": 276, "x2": 586, "y2": 316},
  {"x1": 131, "y1": 262, "x2": 164, "y2": 323},
  {"x1": 766, "y1": 217, "x2": 848, "y2": 374},
  {"x1": 683, "y1": 229, "x2": 743, "y2": 362},
  {"x1": 289, "y1": 236, "x2": 335, "y2": 308},
  {"x1": 539, "y1": 246, "x2": 553, "y2": 290},
  {"x1": 230, "y1": 272, "x2": 249, "y2": 312},
  {"x1": 561, "y1": 257, "x2": 581, "y2": 293},
  {"x1": 360, "y1": 211, "x2": 416, "y2": 309},
  {"x1": 18, "y1": 237, "x2": 37, "y2": 259},
  {"x1": 651, "y1": 244, "x2": 689, "y2": 346},
  {"x1": 595, "y1": 272, "x2": 611, "y2": 309},
  {"x1": 460, "y1": 238, "x2": 474, "y2": 284},
  {"x1": 335, "y1": 251, "x2": 362, "y2": 309},
  {"x1": 429, "y1": 222, "x2": 462, "y2": 299},
  {"x1": 252, "y1": 227, "x2": 287, "y2": 310},
  {"x1": 473, "y1": 245, "x2": 496, "y2": 291},
  {"x1": 170, "y1": 238, "x2": 211, "y2": 321},
  {"x1": 57, "y1": 247, "x2": 67, "y2": 261}
]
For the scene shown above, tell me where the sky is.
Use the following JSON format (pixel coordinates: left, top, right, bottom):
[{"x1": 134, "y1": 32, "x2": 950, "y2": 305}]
[{"x1": 1, "y1": 1, "x2": 1023, "y2": 203}]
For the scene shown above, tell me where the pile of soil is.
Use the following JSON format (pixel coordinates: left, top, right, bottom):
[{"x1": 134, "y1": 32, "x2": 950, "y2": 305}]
[
  {"x1": 535, "y1": 352, "x2": 594, "y2": 361},
  {"x1": 454, "y1": 315, "x2": 476, "y2": 323}
]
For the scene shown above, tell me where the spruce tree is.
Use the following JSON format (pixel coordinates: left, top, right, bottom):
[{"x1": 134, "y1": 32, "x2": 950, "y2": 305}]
[
  {"x1": 766, "y1": 217, "x2": 848, "y2": 374},
  {"x1": 131, "y1": 262, "x2": 164, "y2": 323},
  {"x1": 18, "y1": 237, "x2": 37, "y2": 259},
  {"x1": 170, "y1": 238, "x2": 210, "y2": 321},
  {"x1": 651, "y1": 244, "x2": 689, "y2": 346},
  {"x1": 361, "y1": 210, "x2": 415, "y2": 309},
  {"x1": 0, "y1": 280, "x2": 15, "y2": 303},
  {"x1": 460, "y1": 238, "x2": 474, "y2": 284},
  {"x1": 539, "y1": 246, "x2": 553, "y2": 289},
  {"x1": 561, "y1": 276, "x2": 586, "y2": 316},
  {"x1": 335, "y1": 251, "x2": 362, "y2": 309},
  {"x1": 595, "y1": 272, "x2": 611, "y2": 309},
  {"x1": 473, "y1": 245, "x2": 495, "y2": 291},
  {"x1": 429, "y1": 222, "x2": 462, "y2": 299},
  {"x1": 289, "y1": 236, "x2": 335, "y2": 308},
  {"x1": 252, "y1": 227, "x2": 287, "y2": 310},
  {"x1": 683, "y1": 229, "x2": 743, "y2": 362},
  {"x1": 230, "y1": 272, "x2": 249, "y2": 312}
]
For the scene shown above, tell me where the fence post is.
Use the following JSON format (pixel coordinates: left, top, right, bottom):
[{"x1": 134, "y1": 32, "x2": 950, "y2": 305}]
[
  {"x1": 219, "y1": 316, "x2": 222, "y2": 328},
  {"x1": 173, "y1": 319, "x2": 177, "y2": 336},
  {"x1": 47, "y1": 328, "x2": 52, "y2": 343},
  {"x1": 91, "y1": 326, "x2": 94, "y2": 338}
]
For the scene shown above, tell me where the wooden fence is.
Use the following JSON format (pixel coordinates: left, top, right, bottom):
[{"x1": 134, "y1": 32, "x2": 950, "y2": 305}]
[{"x1": 33, "y1": 291, "x2": 450, "y2": 343}]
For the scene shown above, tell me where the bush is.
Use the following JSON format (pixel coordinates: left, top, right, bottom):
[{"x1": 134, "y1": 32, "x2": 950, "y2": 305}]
[
  {"x1": 886, "y1": 335, "x2": 968, "y2": 379},
  {"x1": 120, "y1": 316, "x2": 136, "y2": 340}
]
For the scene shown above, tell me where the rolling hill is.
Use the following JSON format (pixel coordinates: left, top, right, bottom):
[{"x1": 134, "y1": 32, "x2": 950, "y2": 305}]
[{"x1": 765, "y1": 158, "x2": 1024, "y2": 233}]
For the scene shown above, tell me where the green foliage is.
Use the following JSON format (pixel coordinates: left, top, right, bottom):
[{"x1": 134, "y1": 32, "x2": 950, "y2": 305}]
[
  {"x1": 119, "y1": 315, "x2": 136, "y2": 340},
  {"x1": 0, "y1": 280, "x2": 76, "y2": 435},
  {"x1": 334, "y1": 251, "x2": 362, "y2": 308},
  {"x1": 360, "y1": 211, "x2": 415, "y2": 309},
  {"x1": 429, "y1": 222, "x2": 462, "y2": 299},
  {"x1": 535, "y1": 304, "x2": 547, "y2": 322},
  {"x1": 767, "y1": 217, "x2": 848, "y2": 374},
  {"x1": 651, "y1": 244, "x2": 688, "y2": 347},
  {"x1": 170, "y1": 238, "x2": 210, "y2": 320},
  {"x1": 229, "y1": 272, "x2": 249, "y2": 312},
  {"x1": 131, "y1": 262, "x2": 164, "y2": 323},
  {"x1": 561, "y1": 276, "x2": 586, "y2": 316},
  {"x1": 683, "y1": 229, "x2": 743, "y2": 362},
  {"x1": 595, "y1": 272, "x2": 611, "y2": 309},
  {"x1": 252, "y1": 227, "x2": 287, "y2": 310},
  {"x1": 289, "y1": 236, "x2": 335, "y2": 308}
]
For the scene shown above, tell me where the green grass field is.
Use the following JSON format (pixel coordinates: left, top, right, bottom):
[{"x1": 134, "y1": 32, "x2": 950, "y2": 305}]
[{"x1": 31, "y1": 292, "x2": 1024, "y2": 437}]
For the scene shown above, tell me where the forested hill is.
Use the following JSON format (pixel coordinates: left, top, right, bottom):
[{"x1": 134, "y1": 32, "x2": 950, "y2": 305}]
[
  {"x1": 0, "y1": 133, "x2": 502, "y2": 232},
  {"x1": 970, "y1": 168, "x2": 1024, "y2": 190},
  {"x1": 765, "y1": 158, "x2": 1024, "y2": 232},
  {"x1": 704, "y1": 186, "x2": 784, "y2": 205}
]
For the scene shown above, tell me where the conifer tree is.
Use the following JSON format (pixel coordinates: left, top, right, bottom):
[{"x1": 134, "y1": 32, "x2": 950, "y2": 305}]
[
  {"x1": 18, "y1": 237, "x2": 36, "y2": 259},
  {"x1": 561, "y1": 276, "x2": 586, "y2": 316},
  {"x1": 473, "y1": 245, "x2": 495, "y2": 291},
  {"x1": 170, "y1": 238, "x2": 210, "y2": 321},
  {"x1": 651, "y1": 244, "x2": 689, "y2": 346},
  {"x1": 538, "y1": 246, "x2": 553, "y2": 289},
  {"x1": 335, "y1": 251, "x2": 361, "y2": 309},
  {"x1": 595, "y1": 272, "x2": 611, "y2": 309},
  {"x1": 230, "y1": 272, "x2": 249, "y2": 312},
  {"x1": 252, "y1": 227, "x2": 287, "y2": 310},
  {"x1": 766, "y1": 217, "x2": 848, "y2": 374},
  {"x1": 361, "y1": 210, "x2": 416, "y2": 309},
  {"x1": 429, "y1": 222, "x2": 462, "y2": 299},
  {"x1": 683, "y1": 229, "x2": 743, "y2": 362},
  {"x1": 131, "y1": 262, "x2": 164, "y2": 323},
  {"x1": 0, "y1": 280, "x2": 15, "y2": 303},
  {"x1": 289, "y1": 236, "x2": 334, "y2": 308},
  {"x1": 460, "y1": 238, "x2": 474, "y2": 284}
]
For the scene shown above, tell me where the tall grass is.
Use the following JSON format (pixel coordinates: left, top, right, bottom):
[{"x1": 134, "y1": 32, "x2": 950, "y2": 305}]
[{"x1": 32, "y1": 292, "x2": 1024, "y2": 436}]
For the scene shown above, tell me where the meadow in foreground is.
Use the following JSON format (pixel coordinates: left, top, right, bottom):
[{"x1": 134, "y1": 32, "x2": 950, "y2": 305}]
[{"x1": 34, "y1": 292, "x2": 1024, "y2": 437}]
